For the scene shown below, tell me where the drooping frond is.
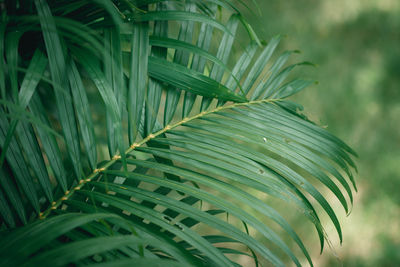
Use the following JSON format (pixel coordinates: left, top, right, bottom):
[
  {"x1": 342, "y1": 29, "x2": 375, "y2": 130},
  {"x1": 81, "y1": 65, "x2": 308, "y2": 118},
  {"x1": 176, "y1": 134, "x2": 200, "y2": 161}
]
[{"x1": 0, "y1": 0, "x2": 356, "y2": 266}]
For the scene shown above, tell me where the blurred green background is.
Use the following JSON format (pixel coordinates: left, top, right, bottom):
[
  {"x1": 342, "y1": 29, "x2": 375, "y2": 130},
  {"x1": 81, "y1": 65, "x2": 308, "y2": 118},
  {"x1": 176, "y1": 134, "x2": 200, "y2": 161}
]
[{"x1": 236, "y1": 0, "x2": 400, "y2": 266}]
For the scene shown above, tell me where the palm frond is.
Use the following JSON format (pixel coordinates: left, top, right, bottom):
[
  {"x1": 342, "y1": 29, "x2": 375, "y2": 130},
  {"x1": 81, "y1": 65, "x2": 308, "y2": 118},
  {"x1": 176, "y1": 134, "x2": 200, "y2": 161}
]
[{"x1": 0, "y1": 0, "x2": 356, "y2": 266}]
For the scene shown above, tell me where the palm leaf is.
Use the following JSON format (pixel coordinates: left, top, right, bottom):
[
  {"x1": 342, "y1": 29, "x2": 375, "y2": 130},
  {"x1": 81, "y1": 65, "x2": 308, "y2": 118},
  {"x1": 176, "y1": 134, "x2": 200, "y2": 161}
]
[{"x1": 0, "y1": 0, "x2": 357, "y2": 266}]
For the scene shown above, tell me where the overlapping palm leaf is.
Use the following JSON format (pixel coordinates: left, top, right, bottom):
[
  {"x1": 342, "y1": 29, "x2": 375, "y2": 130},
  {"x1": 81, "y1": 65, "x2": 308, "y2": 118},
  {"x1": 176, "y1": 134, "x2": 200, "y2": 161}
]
[{"x1": 0, "y1": 0, "x2": 356, "y2": 266}]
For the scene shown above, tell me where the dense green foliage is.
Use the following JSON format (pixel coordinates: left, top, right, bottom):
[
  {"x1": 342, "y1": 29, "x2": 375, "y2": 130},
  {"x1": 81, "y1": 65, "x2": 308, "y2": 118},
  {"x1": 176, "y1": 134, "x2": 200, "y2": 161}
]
[{"x1": 0, "y1": 0, "x2": 358, "y2": 266}]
